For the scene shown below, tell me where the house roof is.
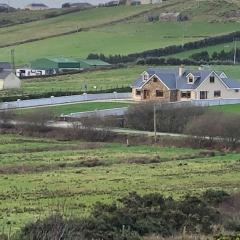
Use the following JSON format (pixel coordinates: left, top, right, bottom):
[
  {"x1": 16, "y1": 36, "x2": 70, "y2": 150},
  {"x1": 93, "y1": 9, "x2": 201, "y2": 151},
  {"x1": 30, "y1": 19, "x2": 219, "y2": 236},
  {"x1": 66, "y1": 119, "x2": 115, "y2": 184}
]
[
  {"x1": 0, "y1": 70, "x2": 12, "y2": 79},
  {"x1": 26, "y1": 3, "x2": 48, "y2": 7},
  {"x1": 0, "y1": 62, "x2": 11, "y2": 70},
  {"x1": 132, "y1": 67, "x2": 240, "y2": 90},
  {"x1": 77, "y1": 59, "x2": 110, "y2": 66}
]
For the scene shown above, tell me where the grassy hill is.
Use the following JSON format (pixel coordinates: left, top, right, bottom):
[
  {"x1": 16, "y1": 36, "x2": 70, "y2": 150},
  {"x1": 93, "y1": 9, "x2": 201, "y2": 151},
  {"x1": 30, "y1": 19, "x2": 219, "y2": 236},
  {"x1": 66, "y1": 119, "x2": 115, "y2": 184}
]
[
  {"x1": 0, "y1": 133, "x2": 239, "y2": 232},
  {"x1": 0, "y1": 8, "x2": 69, "y2": 27},
  {"x1": 0, "y1": 5, "x2": 155, "y2": 47},
  {"x1": 0, "y1": 0, "x2": 240, "y2": 65}
]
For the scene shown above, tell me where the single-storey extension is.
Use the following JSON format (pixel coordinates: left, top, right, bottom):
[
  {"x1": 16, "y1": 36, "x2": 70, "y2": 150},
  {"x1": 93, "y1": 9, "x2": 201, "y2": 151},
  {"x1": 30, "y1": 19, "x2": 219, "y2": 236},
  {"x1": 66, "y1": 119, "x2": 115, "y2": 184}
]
[
  {"x1": 132, "y1": 66, "x2": 240, "y2": 102},
  {"x1": 0, "y1": 62, "x2": 21, "y2": 90}
]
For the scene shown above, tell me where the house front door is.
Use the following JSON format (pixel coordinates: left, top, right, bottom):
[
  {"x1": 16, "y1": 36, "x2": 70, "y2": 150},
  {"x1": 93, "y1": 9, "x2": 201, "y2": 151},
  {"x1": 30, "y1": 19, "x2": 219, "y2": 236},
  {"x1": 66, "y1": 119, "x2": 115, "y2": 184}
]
[
  {"x1": 200, "y1": 91, "x2": 208, "y2": 99},
  {"x1": 143, "y1": 90, "x2": 150, "y2": 99}
]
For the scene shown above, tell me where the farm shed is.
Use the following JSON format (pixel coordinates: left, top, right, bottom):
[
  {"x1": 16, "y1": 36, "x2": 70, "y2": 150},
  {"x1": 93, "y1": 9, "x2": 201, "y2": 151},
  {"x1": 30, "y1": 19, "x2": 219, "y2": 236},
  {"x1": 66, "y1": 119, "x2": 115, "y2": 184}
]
[
  {"x1": 77, "y1": 59, "x2": 111, "y2": 69},
  {"x1": 31, "y1": 57, "x2": 80, "y2": 73},
  {"x1": 25, "y1": 3, "x2": 49, "y2": 10},
  {"x1": 0, "y1": 62, "x2": 21, "y2": 90}
]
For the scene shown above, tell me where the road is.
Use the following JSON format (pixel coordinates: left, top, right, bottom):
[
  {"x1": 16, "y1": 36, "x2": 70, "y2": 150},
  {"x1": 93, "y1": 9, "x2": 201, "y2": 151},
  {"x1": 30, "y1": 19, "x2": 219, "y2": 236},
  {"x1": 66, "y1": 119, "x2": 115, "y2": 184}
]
[{"x1": 49, "y1": 121, "x2": 186, "y2": 138}]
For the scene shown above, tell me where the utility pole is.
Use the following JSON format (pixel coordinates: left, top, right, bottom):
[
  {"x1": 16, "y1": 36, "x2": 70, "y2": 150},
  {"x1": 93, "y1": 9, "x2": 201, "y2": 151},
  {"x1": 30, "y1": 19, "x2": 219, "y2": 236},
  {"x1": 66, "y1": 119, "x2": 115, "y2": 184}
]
[
  {"x1": 233, "y1": 38, "x2": 237, "y2": 65},
  {"x1": 153, "y1": 103, "x2": 157, "y2": 143},
  {"x1": 11, "y1": 49, "x2": 16, "y2": 73}
]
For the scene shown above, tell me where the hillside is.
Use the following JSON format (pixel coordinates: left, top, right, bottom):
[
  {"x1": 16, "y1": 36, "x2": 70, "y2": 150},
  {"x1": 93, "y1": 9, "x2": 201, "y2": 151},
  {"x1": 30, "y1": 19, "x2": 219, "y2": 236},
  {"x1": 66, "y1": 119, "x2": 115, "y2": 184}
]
[
  {"x1": 0, "y1": 5, "x2": 156, "y2": 48},
  {"x1": 0, "y1": 0, "x2": 240, "y2": 65},
  {"x1": 0, "y1": 8, "x2": 69, "y2": 27}
]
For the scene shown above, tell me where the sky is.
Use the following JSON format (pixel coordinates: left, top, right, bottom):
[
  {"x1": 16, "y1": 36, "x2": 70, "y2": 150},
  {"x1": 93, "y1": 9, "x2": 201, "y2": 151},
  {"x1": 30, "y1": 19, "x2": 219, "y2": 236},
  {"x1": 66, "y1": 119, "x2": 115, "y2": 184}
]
[{"x1": 0, "y1": 0, "x2": 102, "y2": 8}]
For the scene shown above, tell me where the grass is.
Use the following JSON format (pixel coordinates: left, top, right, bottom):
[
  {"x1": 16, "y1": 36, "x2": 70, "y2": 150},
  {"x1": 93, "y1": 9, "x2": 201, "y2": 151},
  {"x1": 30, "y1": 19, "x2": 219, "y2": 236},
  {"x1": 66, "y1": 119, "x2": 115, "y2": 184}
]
[
  {"x1": 169, "y1": 41, "x2": 240, "y2": 59},
  {"x1": 0, "y1": 134, "x2": 239, "y2": 233},
  {"x1": 0, "y1": 0, "x2": 240, "y2": 65},
  {"x1": 16, "y1": 101, "x2": 130, "y2": 115},
  {"x1": 1, "y1": 21, "x2": 240, "y2": 66},
  {"x1": 212, "y1": 104, "x2": 240, "y2": 113},
  {"x1": 0, "y1": 5, "x2": 155, "y2": 48},
  {"x1": 0, "y1": 8, "x2": 68, "y2": 27}
]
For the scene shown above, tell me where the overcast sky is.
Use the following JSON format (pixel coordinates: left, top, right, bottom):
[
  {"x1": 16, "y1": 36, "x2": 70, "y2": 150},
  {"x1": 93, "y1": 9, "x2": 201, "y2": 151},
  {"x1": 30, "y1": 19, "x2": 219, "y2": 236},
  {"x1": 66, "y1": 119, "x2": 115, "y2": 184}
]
[{"x1": 0, "y1": 0, "x2": 102, "y2": 8}]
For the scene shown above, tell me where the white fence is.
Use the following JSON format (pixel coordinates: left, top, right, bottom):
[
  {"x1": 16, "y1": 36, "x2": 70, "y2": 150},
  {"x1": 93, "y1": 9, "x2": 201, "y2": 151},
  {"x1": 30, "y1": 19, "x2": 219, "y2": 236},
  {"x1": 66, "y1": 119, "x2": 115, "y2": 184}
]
[
  {"x1": 0, "y1": 93, "x2": 132, "y2": 110},
  {"x1": 64, "y1": 107, "x2": 128, "y2": 119},
  {"x1": 191, "y1": 98, "x2": 240, "y2": 106}
]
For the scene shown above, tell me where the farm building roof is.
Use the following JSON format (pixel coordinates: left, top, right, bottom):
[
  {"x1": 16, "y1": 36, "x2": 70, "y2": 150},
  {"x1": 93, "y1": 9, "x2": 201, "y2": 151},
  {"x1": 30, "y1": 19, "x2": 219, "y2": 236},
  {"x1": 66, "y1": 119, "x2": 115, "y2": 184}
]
[
  {"x1": 77, "y1": 59, "x2": 110, "y2": 66},
  {"x1": 47, "y1": 57, "x2": 79, "y2": 63},
  {"x1": 0, "y1": 62, "x2": 11, "y2": 70}
]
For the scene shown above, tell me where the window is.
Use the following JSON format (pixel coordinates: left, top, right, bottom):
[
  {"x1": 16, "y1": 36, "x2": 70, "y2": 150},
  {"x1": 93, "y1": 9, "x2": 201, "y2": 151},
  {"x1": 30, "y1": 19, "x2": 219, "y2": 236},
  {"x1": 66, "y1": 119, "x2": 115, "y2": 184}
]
[
  {"x1": 153, "y1": 77, "x2": 158, "y2": 82},
  {"x1": 188, "y1": 76, "x2": 194, "y2": 83},
  {"x1": 210, "y1": 76, "x2": 215, "y2": 83},
  {"x1": 235, "y1": 89, "x2": 239, "y2": 93},
  {"x1": 136, "y1": 90, "x2": 141, "y2": 96},
  {"x1": 143, "y1": 74, "x2": 148, "y2": 81},
  {"x1": 156, "y1": 90, "x2": 164, "y2": 97},
  {"x1": 181, "y1": 91, "x2": 191, "y2": 98},
  {"x1": 214, "y1": 91, "x2": 221, "y2": 97},
  {"x1": 200, "y1": 91, "x2": 208, "y2": 99}
]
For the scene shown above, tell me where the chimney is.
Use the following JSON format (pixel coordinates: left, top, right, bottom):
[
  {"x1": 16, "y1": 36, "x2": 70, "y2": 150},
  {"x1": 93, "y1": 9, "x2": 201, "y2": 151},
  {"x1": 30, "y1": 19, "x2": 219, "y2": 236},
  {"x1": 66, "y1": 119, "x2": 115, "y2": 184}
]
[{"x1": 179, "y1": 65, "x2": 184, "y2": 77}]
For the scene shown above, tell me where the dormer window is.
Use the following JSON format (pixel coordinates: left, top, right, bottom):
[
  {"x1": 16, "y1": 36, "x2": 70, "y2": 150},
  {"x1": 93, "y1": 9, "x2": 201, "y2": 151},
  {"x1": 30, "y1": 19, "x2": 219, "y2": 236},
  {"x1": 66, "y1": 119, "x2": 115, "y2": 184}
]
[
  {"x1": 143, "y1": 72, "x2": 149, "y2": 81},
  {"x1": 186, "y1": 73, "x2": 195, "y2": 84},
  {"x1": 188, "y1": 76, "x2": 194, "y2": 83}
]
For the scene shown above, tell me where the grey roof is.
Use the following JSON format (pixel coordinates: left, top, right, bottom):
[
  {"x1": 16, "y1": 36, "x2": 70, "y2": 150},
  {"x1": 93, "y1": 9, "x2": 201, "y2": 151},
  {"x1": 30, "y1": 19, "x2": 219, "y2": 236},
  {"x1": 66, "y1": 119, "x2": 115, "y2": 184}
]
[
  {"x1": 0, "y1": 70, "x2": 11, "y2": 79},
  {"x1": 27, "y1": 3, "x2": 48, "y2": 7},
  {"x1": 132, "y1": 67, "x2": 240, "y2": 90},
  {"x1": 0, "y1": 62, "x2": 11, "y2": 70}
]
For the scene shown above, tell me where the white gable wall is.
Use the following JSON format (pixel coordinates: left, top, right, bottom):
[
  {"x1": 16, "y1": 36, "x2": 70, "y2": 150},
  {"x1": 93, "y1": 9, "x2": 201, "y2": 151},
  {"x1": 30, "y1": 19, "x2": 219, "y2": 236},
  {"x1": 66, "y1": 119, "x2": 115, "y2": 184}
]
[
  {"x1": 2, "y1": 73, "x2": 21, "y2": 90},
  {"x1": 196, "y1": 74, "x2": 240, "y2": 99}
]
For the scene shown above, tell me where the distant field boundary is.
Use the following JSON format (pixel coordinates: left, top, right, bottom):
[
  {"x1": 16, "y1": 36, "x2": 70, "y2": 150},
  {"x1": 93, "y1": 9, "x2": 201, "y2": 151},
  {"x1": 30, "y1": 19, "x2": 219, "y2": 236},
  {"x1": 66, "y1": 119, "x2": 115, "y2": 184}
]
[
  {"x1": 90, "y1": 31, "x2": 240, "y2": 64},
  {"x1": 0, "y1": 1, "x2": 182, "y2": 49}
]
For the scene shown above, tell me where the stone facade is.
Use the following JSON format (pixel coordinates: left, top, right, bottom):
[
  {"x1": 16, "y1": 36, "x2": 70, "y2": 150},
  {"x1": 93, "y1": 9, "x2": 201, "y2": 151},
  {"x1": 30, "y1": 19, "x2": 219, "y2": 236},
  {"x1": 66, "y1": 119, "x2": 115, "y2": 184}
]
[{"x1": 132, "y1": 76, "x2": 178, "y2": 102}]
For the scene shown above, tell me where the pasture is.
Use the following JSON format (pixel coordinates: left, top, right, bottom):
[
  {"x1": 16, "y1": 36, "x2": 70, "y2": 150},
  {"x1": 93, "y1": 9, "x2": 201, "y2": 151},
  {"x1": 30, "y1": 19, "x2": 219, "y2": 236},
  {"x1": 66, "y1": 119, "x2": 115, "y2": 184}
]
[
  {"x1": 0, "y1": 133, "x2": 239, "y2": 232},
  {"x1": 1, "y1": 21, "x2": 240, "y2": 66},
  {"x1": 169, "y1": 40, "x2": 240, "y2": 59},
  {"x1": 0, "y1": 5, "x2": 155, "y2": 48},
  {"x1": 212, "y1": 103, "x2": 240, "y2": 113},
  {"x1": 16, "y1": 101, "x2": 130, "y2": 115}
]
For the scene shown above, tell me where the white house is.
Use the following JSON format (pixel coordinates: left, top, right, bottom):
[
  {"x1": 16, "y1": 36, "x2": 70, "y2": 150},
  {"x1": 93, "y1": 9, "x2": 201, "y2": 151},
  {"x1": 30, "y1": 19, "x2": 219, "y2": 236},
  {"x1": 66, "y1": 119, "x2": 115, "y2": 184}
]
[{"x1": 0, "y1": 62, "x2": 21, "y2": 90}]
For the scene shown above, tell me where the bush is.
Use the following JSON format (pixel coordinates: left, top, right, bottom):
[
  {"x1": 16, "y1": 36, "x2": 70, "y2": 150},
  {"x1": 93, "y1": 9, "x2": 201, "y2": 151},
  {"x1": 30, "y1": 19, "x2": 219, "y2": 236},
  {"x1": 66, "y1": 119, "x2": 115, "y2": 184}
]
[
  {"x1": 15, "y1": 191, "x2": 224, "y2": 239},
  {"x1": 125, "y1": 102, "x2": 205, "y2": 133}
]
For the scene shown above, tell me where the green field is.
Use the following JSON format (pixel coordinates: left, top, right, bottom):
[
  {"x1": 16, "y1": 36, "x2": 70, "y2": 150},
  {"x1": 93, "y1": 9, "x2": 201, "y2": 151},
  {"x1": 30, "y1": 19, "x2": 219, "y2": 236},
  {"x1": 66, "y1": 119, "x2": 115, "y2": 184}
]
[
  {"x1": 16, "y1": 101, "x2": 130, "y2": 115},
  {"x1": 0, "y1": 133, "x2": 239, "y2": 232},
  {"x1": 0, "y1": 5, "x2": 155, "y2": 47},
  {"x1": 0, "y1": 8, "x2": 68, "y2": 27},
  {"x1": 212, "y1": 103, "x2": 240, "y2": 113},
  {"x1": 169, "y1": 41, "x2": 240, "y2": 59},
  {"x1": 0, "y1": 0, "x2": 240, "y2": 65},
  {"x1": 1, "y1": 21, "x2": 240, "y2": 66}
]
